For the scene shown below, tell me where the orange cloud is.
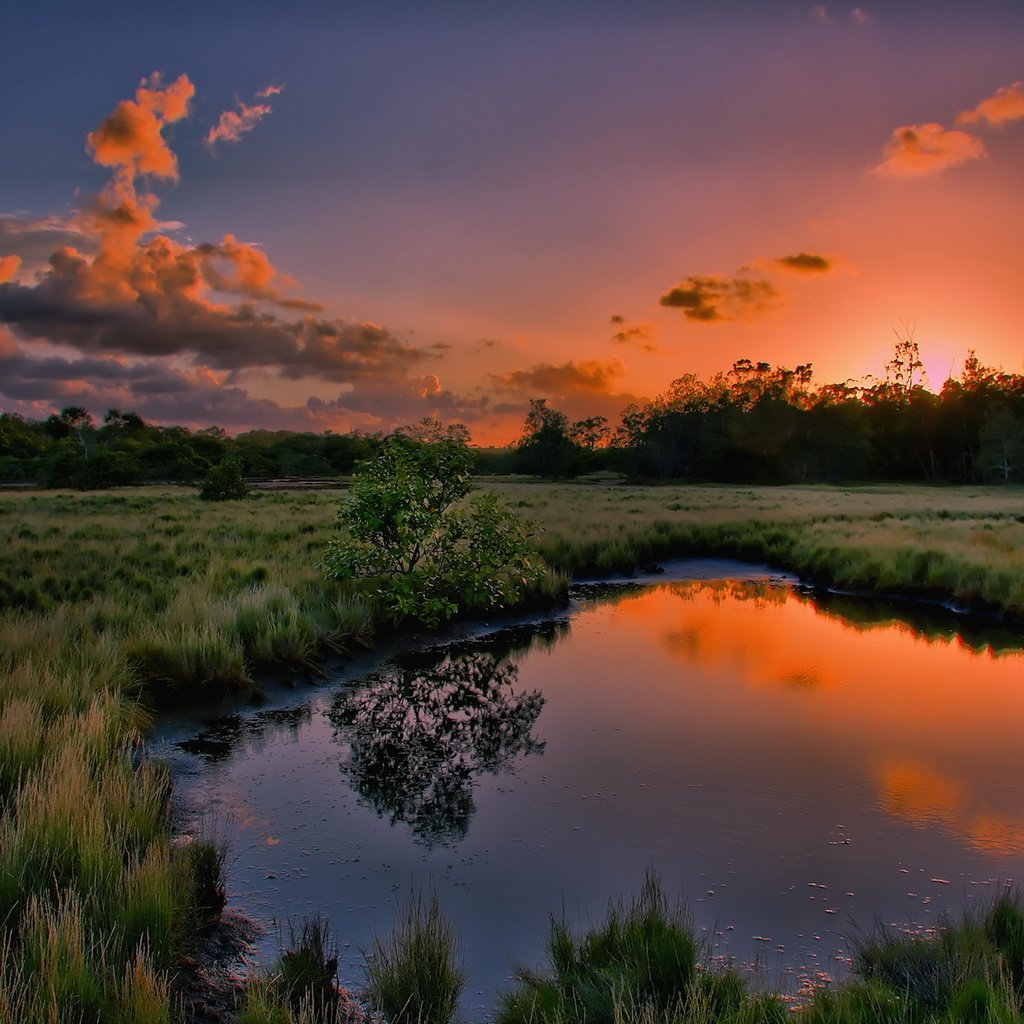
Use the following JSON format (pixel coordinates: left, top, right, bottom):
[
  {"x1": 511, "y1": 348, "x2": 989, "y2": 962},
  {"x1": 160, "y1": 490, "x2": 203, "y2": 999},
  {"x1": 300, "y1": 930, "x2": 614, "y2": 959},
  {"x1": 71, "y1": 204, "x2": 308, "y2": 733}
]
[
  {"x1": 195, "y1": 233, "x2": 320, "y2": 309},
  {"x1": 206, "y1": 100, "x2": 274, "y2": 147},
  {"x1": 0, "y1": 255, "x2": 20, "y2": 284},
  {"x1": 491, "y1": 357, "x2": 626, "y2": 396},
  {"x1": 86, "y1": 72, "x2": 194, "y2": 181},
  {"x1": 0, "y1": 74, "x2": 505, "y2": 436},
  {"x1": 659, "y1": 274, "x2": 781, "y2": 322},
  {"x1": 255, "y1": 84, "x2": 285, "y2": 99},
  {"x1": 957, "y1": 81, "x2": 1024, "y2": 127},
  {"x1": 873, "y1": 122, "x2": 986, "y2": 178}
]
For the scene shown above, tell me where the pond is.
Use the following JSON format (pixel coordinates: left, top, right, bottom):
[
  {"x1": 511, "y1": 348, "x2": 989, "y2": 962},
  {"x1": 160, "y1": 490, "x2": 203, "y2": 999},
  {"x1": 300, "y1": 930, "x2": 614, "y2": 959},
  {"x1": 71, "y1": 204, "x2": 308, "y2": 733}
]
[{"x1": 157, "y1": 560, "x2": 1024, "y2": 1016}]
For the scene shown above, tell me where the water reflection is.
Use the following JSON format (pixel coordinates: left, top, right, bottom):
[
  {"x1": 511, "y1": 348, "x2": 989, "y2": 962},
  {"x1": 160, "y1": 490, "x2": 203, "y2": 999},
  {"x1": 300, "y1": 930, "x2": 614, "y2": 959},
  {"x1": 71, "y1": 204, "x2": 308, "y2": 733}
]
[
  {"x1": 177, "y1": 705, "x2": 312, "y2": 763},
  {"x1": 877, "y1": 758, "x2": 1024, "y2": 856},
  {"x1": 328, "y1": 627, "x2": 557, "y2": 845},
  {"x1": 169, "y1": 570, "x2": 1024, "y2": 1010},
  {"x1": 613, "y1": 579, "x2": 1024, "y2": 856}
]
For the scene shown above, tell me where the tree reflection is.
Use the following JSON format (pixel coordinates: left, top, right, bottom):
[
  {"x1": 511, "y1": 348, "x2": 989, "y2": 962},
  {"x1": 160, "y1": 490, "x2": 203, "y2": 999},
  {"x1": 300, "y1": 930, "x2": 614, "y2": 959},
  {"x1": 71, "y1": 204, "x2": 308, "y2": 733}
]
[{"x1": 330, "y1": 643, "x2": 546, "y2": 845}]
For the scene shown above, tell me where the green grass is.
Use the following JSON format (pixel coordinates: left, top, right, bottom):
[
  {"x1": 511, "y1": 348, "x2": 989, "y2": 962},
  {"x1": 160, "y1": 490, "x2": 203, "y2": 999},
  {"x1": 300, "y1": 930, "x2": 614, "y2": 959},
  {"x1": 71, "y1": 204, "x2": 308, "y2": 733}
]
[
  {"x1": 1, "y1": 482, "x2": 1024, "y2": 1020},
  {"x1": 496, "y1": 875, "x2": 699, "y2": 1024},
  {"x1": 363, "y1": 888, "x2": 465, "y2": 1024}
]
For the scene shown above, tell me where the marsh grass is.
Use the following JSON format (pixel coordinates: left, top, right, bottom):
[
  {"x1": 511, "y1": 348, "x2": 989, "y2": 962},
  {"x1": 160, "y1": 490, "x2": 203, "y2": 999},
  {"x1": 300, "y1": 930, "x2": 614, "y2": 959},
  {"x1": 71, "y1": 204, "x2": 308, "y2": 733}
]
[
  {"x1": 843, "y1": 894, "x2": 1024, "y2": 1024},
  {"x1": 364, "y1": 888, "x2": 465, "y2": 1024},
  {"x1": 497, "y1": 875, "x2": 699, "y2": 1024},
  {"x1": 2, "y1": 483, "x2": 1024, "y2": 1021},
  {"x1": 239, "y1": 916, "x2": 363, "y2": 1024}
]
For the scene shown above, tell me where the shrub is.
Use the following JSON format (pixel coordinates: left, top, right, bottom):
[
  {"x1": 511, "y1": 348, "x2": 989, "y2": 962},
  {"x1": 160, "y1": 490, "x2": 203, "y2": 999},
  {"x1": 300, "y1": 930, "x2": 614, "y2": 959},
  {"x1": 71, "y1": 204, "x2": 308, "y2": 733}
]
[
  {"x1": 199, "y1": 459, "x2": 249, "y2": 502},
  {"x1": 321, "y1": 433, "x2": 545, "y2": 626}
]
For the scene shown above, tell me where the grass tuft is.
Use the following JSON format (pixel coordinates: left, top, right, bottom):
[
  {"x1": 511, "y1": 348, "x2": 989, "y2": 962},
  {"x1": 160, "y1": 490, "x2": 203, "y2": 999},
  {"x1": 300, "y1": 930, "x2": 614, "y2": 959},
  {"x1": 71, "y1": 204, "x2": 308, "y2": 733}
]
[{"x1": 364, "y1": 888, "x2": 465, "y2": 1024}]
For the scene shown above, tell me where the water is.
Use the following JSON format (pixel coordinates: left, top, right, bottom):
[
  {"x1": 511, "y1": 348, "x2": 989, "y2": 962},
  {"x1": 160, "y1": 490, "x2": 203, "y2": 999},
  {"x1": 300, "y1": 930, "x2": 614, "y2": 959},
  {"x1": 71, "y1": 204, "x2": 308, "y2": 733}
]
[{"x1": 157, "y1": 561, "x2": 1024, "y2": 1014}]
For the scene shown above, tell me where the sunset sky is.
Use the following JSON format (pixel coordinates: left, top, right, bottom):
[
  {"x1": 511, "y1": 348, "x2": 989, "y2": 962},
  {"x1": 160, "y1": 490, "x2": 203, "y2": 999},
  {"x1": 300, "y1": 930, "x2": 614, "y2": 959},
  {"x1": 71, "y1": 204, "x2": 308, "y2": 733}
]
[{"x1": 1, "y1": 1, "x2": 1022, "y2": 443}]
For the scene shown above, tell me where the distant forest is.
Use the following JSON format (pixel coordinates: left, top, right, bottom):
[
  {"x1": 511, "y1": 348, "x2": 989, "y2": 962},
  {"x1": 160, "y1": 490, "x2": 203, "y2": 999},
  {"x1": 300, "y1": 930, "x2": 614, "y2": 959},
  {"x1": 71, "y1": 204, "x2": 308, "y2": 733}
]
[{"x1": 3, "y1": 345, "x2": 1024, "y2": 487}]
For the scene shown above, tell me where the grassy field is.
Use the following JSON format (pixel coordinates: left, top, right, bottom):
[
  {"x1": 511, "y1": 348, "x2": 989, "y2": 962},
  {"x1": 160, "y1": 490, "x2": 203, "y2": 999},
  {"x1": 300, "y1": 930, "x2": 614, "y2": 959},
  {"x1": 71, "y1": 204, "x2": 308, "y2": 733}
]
[{"x1": 1, "y1": 480, "x2": 1023, "y2": 1021}]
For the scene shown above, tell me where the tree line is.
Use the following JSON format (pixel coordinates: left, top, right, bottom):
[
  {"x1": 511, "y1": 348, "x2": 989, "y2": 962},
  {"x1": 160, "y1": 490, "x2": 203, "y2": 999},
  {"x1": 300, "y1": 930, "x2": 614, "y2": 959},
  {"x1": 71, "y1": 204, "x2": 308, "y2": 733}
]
[
  {"x1": 3, "y1": 343, "x2": 1024, "y2": 488},
  {"x1": 514, "y1": 345, "x2": 1024, "y2": 484}
]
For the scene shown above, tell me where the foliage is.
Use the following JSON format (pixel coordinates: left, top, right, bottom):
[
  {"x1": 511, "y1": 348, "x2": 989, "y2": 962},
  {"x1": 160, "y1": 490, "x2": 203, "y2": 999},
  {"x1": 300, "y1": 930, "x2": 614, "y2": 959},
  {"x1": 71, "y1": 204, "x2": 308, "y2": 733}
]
[
  {"x1": 320, "y1": 430, "x2": 546, "y2": 625},
  {"x1": 363, "y1": 888, "x2": 465, "y2": 1024},
  {"x1": 496, "y1": 874, "x2": 699, "y2": 1024},
  {"x1": 199, "y1": 457, "x2": 250, "y2": 501},
  {"x1": 239, "y1": 916, "x2": 362, "y2": 1024},
  {"x1": 848, "y1": 894, "x2": 1024, "y2": 1023},
  {"x1": 8, "y1": 336, "x2": 1024, "y2": 490},
  {"x1": 4, "y1": 482, "x2": 1024, "y2": 1020}
]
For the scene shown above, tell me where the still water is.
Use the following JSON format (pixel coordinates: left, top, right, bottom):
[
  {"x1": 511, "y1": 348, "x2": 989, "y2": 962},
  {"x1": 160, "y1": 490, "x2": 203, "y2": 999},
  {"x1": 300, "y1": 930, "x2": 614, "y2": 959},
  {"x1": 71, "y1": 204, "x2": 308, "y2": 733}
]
[{"x1": 161, "y1": 562, "x2": 1024, "y2": 1012}]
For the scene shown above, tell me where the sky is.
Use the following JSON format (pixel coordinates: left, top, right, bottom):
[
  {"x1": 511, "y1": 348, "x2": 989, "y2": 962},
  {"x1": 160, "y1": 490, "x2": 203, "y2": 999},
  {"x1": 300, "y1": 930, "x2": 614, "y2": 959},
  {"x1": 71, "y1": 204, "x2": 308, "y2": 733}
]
[{"x1": 1, "y1": 1, "x2": 1022, "y2": 444}]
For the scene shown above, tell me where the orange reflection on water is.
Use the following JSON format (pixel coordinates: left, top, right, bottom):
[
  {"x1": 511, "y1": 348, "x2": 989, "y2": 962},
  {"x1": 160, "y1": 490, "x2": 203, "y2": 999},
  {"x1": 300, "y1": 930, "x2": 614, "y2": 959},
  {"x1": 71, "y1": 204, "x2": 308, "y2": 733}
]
[
  {"x1": 604, "y1": 580, "x2": 1024, "y2": 856},
  {"x1": 878, "y1": 759, "x2": 1024, "y2": 857}
]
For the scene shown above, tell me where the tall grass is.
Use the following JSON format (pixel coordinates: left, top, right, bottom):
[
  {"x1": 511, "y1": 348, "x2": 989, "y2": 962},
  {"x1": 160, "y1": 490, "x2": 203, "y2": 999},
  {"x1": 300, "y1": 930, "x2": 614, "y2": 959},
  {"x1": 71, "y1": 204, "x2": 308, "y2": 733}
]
[
  {"x1": 238, "y1": 916, "x2": 364, "y2": 1024},
  {"x1": 497, "y1": 875, "x2": 699, "y2": 1024},
  {"x1": 364, "y1": 888, "x2": 465, "y2": 1024},
  {"x1": 2, "y1": 483, "x2": 1023, "y2": 1021}
]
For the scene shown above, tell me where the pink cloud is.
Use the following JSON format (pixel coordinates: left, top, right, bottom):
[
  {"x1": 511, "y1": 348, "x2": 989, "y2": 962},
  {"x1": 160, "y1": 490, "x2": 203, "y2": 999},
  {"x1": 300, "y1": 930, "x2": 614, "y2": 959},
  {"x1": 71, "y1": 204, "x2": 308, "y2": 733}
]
[
  {"x1": 957, "y1": 81, "x2": 1024, "y2": 127},
  {"x1": 206, "y1": 100, "x2": 274, "y2": 147},
  {"x1": 873, "y1": 122, "x2": 986, "y2": 178}
]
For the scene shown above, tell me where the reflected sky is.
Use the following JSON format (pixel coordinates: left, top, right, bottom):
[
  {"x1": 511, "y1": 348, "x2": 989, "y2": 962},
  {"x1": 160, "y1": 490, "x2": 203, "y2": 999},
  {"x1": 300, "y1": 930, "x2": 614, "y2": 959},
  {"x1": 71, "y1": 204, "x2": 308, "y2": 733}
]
[{"x1": 166, "y1": 575, "x2": 1024, "y2": 1015}]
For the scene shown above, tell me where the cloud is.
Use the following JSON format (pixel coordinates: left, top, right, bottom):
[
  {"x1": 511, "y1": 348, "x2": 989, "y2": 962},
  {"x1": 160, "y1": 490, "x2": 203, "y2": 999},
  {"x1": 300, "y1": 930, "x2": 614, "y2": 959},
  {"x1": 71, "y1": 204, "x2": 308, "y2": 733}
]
[
  {"x1": 0, "y1": 214, "x2": 94, "y2": 272},
  {"x1": 809, "y1": 5, "x2": 871, "y2": 26},
  {"x1": 0, "y1": 256, "x2": 20, "y2": 284},
  {"x1": 206, "y1": 100, "x2": 274, "y2": 147},
  {"x1": 609, "y1": 315, "x2": 657, "y2": 351},
  {"x1": 195, "y1": 234, "x2": 321, "y2": 309},
  {"x1": 490, "y1": 357, "x2": 626, "y2": 396},
  {"x1": 206, "y1": 84, "x2": 284, "y2": 148},
  {"x1": 957, "y1": 81, "x2": 1024, "y2": 127},
  {"x1": 0, "y1": 77, "x2": 423, "y2": 387},
  {"x1": 659, "y1": 275, "x2": 781, "y2": 322},
  {"x1": 0, "y1": 74, "x2": 498, "y2": 438},
  {"x1": 873, "y1": 122, "x2": 986, "y2": 178},
  {"x1": 774, "y1": 251, "x2": 832, "y2": 273},
  {"x1": 0, "y1": 342, "x2": 490, "y2": 434},
  {"x1": 0, "y1": 266, "x2": 426, "y2": 382},
  {"x1": 87, "y1": 73, "x2": 194, "y2": 182}
]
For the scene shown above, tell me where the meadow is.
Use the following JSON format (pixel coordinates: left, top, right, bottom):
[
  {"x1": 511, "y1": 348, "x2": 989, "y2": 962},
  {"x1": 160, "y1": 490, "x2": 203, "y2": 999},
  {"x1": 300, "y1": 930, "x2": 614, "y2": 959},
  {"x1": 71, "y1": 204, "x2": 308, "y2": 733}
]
[{"x1": 2, "y1": 480, "x2": 1024, "y2": 1022}]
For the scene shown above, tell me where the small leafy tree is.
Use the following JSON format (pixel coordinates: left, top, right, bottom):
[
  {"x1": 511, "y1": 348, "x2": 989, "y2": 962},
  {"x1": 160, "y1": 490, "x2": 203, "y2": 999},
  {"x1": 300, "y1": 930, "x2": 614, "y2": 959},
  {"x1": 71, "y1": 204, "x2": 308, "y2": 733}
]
[
  {"x1": 321, "y1": 428, "x2": 545, "y2": 625},
  {"x1": 198, "y1": 457, "x2": 249, "y2": 501}
]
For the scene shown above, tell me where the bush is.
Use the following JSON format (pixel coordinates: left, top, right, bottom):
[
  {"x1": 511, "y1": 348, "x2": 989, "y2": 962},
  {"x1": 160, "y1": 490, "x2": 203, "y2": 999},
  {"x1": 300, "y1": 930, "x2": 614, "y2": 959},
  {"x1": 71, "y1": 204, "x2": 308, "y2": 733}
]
[
  {"x1": 199, "y1": 459, "x2": 249, "y2": 501},
  {"x1": 321, "y1": 432, "x2": 545, "y2": 626}
]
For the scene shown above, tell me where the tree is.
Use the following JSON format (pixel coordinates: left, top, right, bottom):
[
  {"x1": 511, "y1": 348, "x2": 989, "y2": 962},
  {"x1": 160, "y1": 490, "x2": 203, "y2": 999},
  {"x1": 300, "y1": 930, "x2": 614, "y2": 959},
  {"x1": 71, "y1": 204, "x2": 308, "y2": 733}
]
[
  {"x1": 320, "y1": 434, "x2": 545, "y2": 625},
  {"x1": 198, "y1": 458, "x2": 250, "y2": 501},
  {"x1": 515, "y1": 399, "x2": 579, "y2": 478},
  {"x1": 979, "y1": 406, "x2": 1024, "y2": 483}
]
